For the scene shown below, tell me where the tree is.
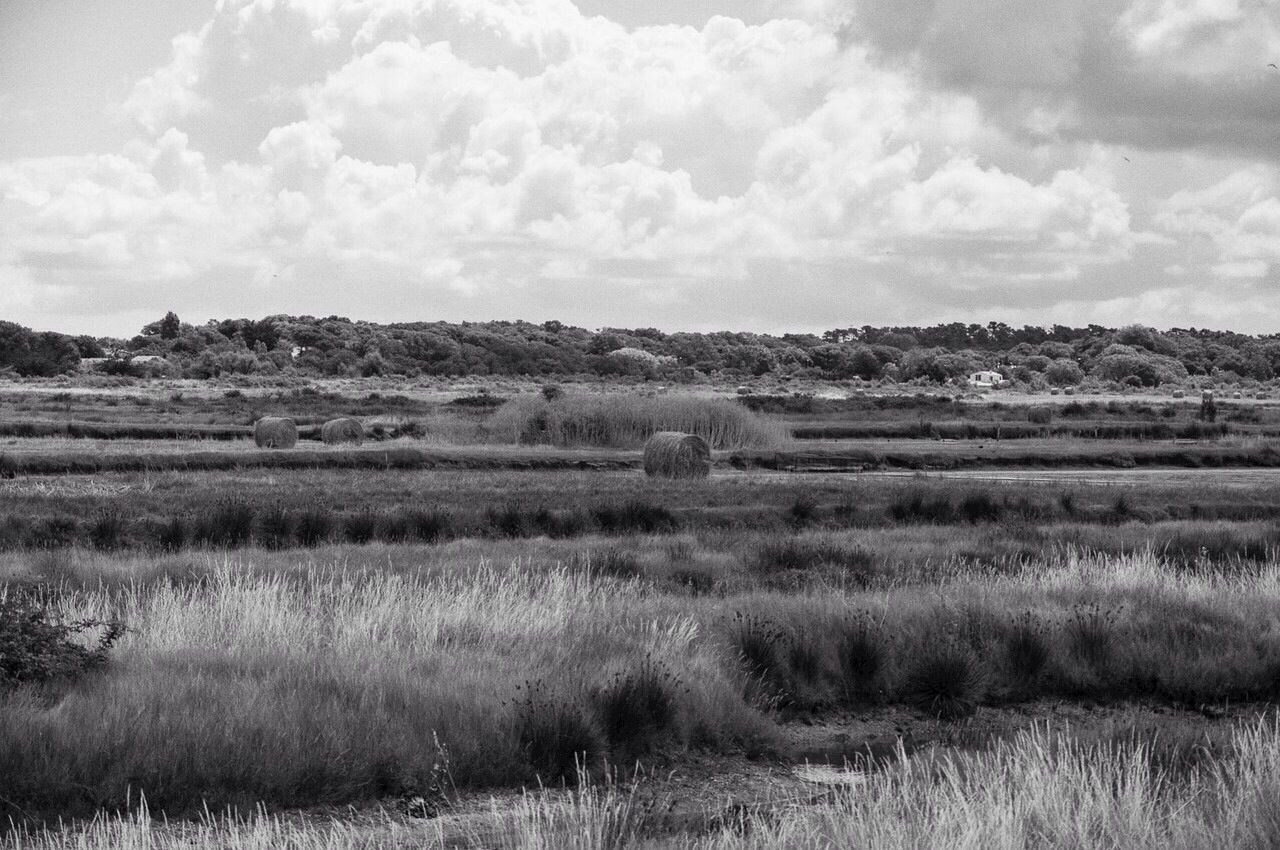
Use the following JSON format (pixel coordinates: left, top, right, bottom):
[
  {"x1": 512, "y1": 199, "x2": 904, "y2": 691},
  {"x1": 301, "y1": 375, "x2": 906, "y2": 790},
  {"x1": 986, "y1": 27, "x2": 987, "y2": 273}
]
[{"x1": 159, "y1": 311, "x2": 181, "y2": 340}]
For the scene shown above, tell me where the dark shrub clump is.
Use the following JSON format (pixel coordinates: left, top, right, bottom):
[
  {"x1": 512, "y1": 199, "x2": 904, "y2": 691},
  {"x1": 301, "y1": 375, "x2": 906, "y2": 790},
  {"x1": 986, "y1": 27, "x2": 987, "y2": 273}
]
[
  {"x1": 0, "y1": 596, "x2": 124, "y2": 689},
  {"x1": 592, "y1": 656, "x2": 681, "y2": 759},
  {"x1": 512, "y1": 681, "x2": 604, "y2": 785},
  {"x1": 900, "y1": 647, "x2": 985, "y2": 719}
]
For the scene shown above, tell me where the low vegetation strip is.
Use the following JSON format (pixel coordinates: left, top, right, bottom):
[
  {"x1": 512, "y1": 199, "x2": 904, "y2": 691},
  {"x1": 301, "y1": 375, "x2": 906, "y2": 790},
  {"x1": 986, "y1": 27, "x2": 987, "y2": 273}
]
[
  {"x1": 733, "y1": 442, "x2": 1280, "y2": 471},
  {"x1": 0, "y1": 420, "x2": 254, "y2": 440},
  {"x1": 792, "y1": 420, "x2": 1231, "y2": 441},
  {"x1": 0, "y1": 445, "x2": 641, "y2": 476}
]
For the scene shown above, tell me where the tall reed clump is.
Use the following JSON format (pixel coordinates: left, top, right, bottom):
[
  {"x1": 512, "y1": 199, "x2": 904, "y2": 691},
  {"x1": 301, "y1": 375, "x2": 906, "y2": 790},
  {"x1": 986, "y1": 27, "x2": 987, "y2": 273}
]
[{"x1": 488, "y1": 393, "x2": 785, "y2": 450}]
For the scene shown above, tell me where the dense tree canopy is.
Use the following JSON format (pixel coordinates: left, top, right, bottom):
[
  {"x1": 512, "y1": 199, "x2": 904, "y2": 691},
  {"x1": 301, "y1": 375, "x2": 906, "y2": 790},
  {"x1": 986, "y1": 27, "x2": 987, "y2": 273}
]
[{"x1": 7, "y1": 315, "x2": 1280, "y2": 387}]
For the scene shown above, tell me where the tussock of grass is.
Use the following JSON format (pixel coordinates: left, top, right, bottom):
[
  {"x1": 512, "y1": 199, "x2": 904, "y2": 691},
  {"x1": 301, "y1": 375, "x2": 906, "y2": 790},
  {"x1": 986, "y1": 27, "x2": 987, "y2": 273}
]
[{"x1": 489, "y1": 394, "x2": 786, "y2": 450}]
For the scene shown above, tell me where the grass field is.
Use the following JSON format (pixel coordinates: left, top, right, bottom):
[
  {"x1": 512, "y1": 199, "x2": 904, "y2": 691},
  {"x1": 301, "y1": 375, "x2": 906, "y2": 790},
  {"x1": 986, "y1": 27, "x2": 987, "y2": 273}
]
[{"x1": 6, "y1": 380, "x2": 1280, "y2": 847}]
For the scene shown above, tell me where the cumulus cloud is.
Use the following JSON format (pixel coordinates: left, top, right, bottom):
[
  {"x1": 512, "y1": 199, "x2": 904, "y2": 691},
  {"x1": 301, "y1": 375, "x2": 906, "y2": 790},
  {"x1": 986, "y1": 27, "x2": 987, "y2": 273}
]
[{"x1": 1, "y1": 0, "x2": 1278, "y2": 333}]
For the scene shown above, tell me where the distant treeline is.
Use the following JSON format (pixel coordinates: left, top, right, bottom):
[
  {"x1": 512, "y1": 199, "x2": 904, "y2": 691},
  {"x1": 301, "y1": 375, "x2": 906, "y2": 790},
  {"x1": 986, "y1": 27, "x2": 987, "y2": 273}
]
[{"x1": 7, "y1": 314, "x2": 1280, "y2": 386}]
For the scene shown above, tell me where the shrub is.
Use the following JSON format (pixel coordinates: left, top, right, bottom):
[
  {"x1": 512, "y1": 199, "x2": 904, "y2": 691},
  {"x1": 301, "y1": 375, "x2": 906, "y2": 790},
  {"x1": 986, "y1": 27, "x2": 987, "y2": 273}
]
[
  {"x1": 295, "y1": 508, "x2": 334, "y2": 547},
  {"x1": 531, "y1": 506, "x2": 588, "y2": 538},
  {"x1": 1067, "y1": 603, "x2": 1119, "y2": 670},
  {"x1": 730, "y1": 613, "x2": 793, "y2": 708},
  {"x1": 788, "y1": 494, "x2": 819, "y2": 528},
  {"x1": 155, "y1": 516, "x2": 187, "y2": 553},
  {"x1": 31, "y1": 516, "x2": 78, "y2": 549},
  {"x1": 888, "y1": 491, "x2": 955, "y2": 524},
  {"x1": 752, "y1": 538, "x2": 875, "y2": 581},
  {"x1": 257, "y1": 503, "x2": 293, "y2": 550},
  {"x1": 343, "y1": 511, "x2": 379, "y2": 544},
  {"x1": 488, "y1": 504, "x2": 530, "y2": 538},
  {"x1": 1005, "y1": 612, "x2": 1051, "y2": 686},
  {"x1": 838, "y1": 617, "x2": 884, "y2": 699},
  {"x1": 0, "y1": 596, "x2": 124, "y2": 689},
  {"x1": 194, "y1": 499, "x2": 254, "y2": 547},
  {"x1": 591, "y1": 501, "x2": 678, "y2": 535},
  {"x1": 587, "y1": 548, "x2": 645, "y2": 581},
  {"x1": 404, "y1": 509, "x2": 452, "y2": 543},
  {"x1": 88, "y1": 509, "x2": 124, "y2": 551},
  {"x1": 378, "y1": 512, "x2": 411, "y2": 543},
  {"x1": 900, "y1": 647, "x2": 985, "y2": 719},
  {"x1": 958, "y1": 491, "x2": 1002, "y2": 524},
  {"x1": 512, "y1": 681, "x2": 604, "y2": 785},
  {"x1": 592, "y1": 656, "x2": 681, "y2": 759}
]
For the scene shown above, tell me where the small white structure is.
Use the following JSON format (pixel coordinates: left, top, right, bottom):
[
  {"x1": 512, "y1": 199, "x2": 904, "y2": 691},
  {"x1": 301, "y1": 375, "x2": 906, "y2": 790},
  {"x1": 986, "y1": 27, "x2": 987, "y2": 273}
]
[{"x1": 968, "y1": 370, "x2": 1004, "y2": 388}]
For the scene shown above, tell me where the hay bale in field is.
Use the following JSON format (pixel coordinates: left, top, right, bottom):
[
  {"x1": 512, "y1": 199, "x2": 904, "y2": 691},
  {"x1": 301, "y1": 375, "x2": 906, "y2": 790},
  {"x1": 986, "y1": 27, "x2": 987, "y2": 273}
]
[
  {"x1": 321, "y1": 417, "x2": 364, "y2": 446},
  {"x1": 643, "y1": 431, "x2": 711, "y2": 479},
  {"x1": 254, "y1": 416, "x2": 297, "y2": 449}
]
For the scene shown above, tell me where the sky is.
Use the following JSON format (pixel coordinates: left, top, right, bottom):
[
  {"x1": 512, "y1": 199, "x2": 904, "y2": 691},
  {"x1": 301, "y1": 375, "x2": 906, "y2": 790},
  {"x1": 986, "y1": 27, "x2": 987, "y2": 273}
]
[{"x1": 1, "y1": 0, "x2": 1279, "y2": 338}]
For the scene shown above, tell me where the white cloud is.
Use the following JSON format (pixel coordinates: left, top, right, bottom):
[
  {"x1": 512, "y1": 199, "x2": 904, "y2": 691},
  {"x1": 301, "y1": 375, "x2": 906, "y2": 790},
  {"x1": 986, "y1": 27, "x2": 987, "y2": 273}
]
[{"x1": 2, "y1": 0, "x2": 1278, "y2": 334}]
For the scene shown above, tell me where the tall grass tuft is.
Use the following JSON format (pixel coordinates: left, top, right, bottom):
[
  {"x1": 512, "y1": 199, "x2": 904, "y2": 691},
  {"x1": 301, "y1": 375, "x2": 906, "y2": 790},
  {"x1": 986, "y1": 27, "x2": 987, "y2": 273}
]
[
  {"x1": 592, "y1": 656, "x2": 681, "y2": 760},
  {"x1": 193, "y1": 499, "x2": 254, "y2": 547},
  {"x1": 294, "y1": 507, "x2": 333, "y2": 547},
  {"x1": 837, "y1": 616, "x2": 884, "y2": 700},
  {"x1": 513, "y1": 680, "x2": 605, "y2": 786},
  {"x1": 900, "y1": 646, "x2": 985, "y2": 719},
  {"x1": 488, "y1": 393, "x2": 785, "y2": 449}
]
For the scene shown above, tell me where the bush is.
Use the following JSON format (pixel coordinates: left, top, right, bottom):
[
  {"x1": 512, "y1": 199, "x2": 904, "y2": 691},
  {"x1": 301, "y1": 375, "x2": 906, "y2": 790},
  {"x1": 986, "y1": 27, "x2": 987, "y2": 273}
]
[
  {"x1": 1028, "y1": 406, "x2": 1053, "y2": 425},
  {"x1": 838, "y1": 617, "x2": 884, "y2": 699},
  {"x1": 730, "y1": 613, "x2": 793, "y2": 708},
  {"x1": 0, "y1": 596, "x2": 124, "y2": 688},
  {"x1": 343, "y1": 511, "x2": 379, "y2": 544},
  {"x1": 155, "y1": 516, "x2": 188, "y2": 553},
  {"x1": 900, "y1": 646, "x2": 985, "y2": 719},
  {"x1": 888, "y1": 491, "x2": 955, "y2": 524},
  {"x1": 488, "y1": 504, "x2": 530, "y2": 538},
  {"x1": 592, "y1": 656, "x2": 681, "y2": 759},
  {"x1": 404, "y1": 509, "x2": 452, "y2": 543},
  {"x1": 513, "y1": 681, "x2": 604, "y2": 785},
  {"x1": 295, "y1": 508, "x2": 334, "y2": 547},
  {"x1": 591, "y1": 501, "x2": 678, "y2": 535},
  {"x1": 586, "y1": 548, "x2": 645, "y2": 581},
  {"x1": 1067, "y1": 603, "x2": 1119, "y2": 670},
  {"x1": 194, "y1": 499, "x2": 254, "y2": 547},
  {"x1": 958, "y1": 491, "x2": 1002, "y2": 524},
  {"x1": 1004, "y1": 612, "x2": 1051, "y2": 686},
  {"x1": 258, "y1": 503, "x2": 293, "y2": 550},
  {"x1": 88, "y1": 509, "x2": 124, "y2": 551},
  {"x1": 531, "y1": 506, "x2": 588, "y2": 538}
]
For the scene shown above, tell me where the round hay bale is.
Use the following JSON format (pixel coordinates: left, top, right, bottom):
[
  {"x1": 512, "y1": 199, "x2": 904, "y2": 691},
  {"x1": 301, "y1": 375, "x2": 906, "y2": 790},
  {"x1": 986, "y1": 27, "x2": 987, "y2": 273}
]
[
  {"x1": 321, "y1": 417, "x2": 364, "y2": 446},
  {"x1": 643, "y1": 431, "x2": 711, "y2": 479},
  {"x1": 254, "y1": 416, "x2": 298, "y2": 449}
]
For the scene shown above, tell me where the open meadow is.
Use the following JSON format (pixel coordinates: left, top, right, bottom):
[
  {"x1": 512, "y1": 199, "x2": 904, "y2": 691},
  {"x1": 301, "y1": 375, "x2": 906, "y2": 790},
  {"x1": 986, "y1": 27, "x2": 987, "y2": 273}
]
[{"x1": 6, "y1": 380, "x2": 1280, "y2": 847}]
